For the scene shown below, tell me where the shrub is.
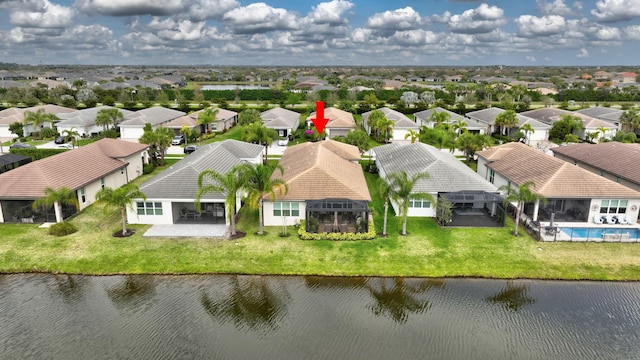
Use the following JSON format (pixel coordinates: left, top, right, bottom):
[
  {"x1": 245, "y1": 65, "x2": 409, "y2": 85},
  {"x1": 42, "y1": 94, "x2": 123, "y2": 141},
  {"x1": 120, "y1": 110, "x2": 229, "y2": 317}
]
[
  {"x1": 48, "y1": 222, "x2": 78, "y2": 236},
  {"x1": 297, "y1": 219, "x2": 377, "y2": 241},
  {"x1": 40, "y1": 127, "x2": 57, "y2": 139},
  {"x1": 143, "y1": 163, "x2": 155, "y2": 174}
]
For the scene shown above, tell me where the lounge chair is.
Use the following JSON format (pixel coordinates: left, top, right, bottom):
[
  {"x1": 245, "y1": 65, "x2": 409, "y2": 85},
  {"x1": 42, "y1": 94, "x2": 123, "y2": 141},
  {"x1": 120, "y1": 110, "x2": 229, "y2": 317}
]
[
  {"x1": 606, "y1": 214, "x2": 616, "y2": 224},
  {"x1": 594, "y1": 215, "x2": 604, "y2": 224}
]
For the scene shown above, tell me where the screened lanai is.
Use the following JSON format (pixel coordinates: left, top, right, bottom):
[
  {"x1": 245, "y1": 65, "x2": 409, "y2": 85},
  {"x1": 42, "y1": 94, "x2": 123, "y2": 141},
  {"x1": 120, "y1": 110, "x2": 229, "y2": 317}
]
[{"x1": 305, "y1": 199, "x2": 369, "y2": 233}]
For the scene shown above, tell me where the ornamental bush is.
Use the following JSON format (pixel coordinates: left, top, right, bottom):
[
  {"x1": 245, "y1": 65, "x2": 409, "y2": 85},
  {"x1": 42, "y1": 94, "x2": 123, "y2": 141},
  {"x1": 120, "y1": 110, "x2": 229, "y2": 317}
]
[
  {"x1": 48, "y1": 222, "x2": 78, "y2": 236},
  {"x1": 298, "y1": 219, "x2": 377, "y2": 241}
]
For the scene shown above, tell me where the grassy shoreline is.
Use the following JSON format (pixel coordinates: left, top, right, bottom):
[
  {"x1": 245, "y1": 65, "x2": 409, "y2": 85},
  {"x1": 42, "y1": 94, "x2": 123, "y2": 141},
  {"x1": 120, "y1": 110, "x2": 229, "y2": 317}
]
[{"x1": 3, "y1": 156, "x2": 640, "y2": 280}]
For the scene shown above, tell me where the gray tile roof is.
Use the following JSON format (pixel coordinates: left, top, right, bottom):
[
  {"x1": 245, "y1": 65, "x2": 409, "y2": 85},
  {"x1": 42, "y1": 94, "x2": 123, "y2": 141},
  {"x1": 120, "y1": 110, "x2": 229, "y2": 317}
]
[
  {"x1": 373, "y1": 142, "x2": 497, "y2": 193},
  {"x1": 119, "y1": 106, "x2": 186, "y2": 127},
  {"x1": 576, "y1": 106, "x2": 624, "y2": 122},
  {"x1": 520, "y1": 108, "x2": 616, "y2": 129},
  {"x1": 362, "y1": 107, "x2": 418, "y2": 129},
  {"x1": 261, "y1": 107, "x2": 300, "y2": 129},
  {"x1": 139, "y1": 140, "x2": 264, "y2": 200},
  {"x1": 56, "y1": 106, "x2": 135, "y2": 127},
  {"x1": 466, "y1": 107, "x2": 550, "y2": 129},
  {"x1": 413, "y1": 107, "x2": 485, "y2": 130}
]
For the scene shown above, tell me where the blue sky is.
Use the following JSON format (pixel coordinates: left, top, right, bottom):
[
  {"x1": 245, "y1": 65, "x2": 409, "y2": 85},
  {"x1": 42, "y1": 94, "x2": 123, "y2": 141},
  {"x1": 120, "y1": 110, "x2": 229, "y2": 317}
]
[{"x1": 0, "y1": 0, "x2": 639, "y2": 66}]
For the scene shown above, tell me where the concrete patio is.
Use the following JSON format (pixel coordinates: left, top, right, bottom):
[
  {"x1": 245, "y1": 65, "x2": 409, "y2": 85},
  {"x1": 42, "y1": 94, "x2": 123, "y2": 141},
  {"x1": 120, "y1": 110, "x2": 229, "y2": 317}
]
[{"x1": 143, "y1": 224, "x2": 228, "y2": 238}]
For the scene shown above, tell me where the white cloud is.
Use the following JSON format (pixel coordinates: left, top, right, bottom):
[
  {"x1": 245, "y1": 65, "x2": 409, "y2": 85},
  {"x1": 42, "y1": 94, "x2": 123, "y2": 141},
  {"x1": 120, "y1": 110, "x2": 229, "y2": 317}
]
[
  {"x1": 526, "y1": 55, "x2": 537, "y2": 62},
  {"x1": 515, "y1": 15, "x2": 566, "y2": 37},
  {"x1": 366, "y1": 7, "x2": 422, "y2": 32},
  {"x1": 76, "y1": 0, "x2": 184, "y2": 16},
  {"x1": 448, "y1": 4, "x2": 507, "y2": 33},
  {"x1": 389, "y1": 29, "x2": 440, "y2": 46},
  {"x1": 351, "y1": 28, "x2": 373, "y2": 42},
  {"x1": 187, "y1": 0, "x2": 239, "y2": 21},
  {"x1": 157, "y1": 20, "x2": 206, "y2": 41},
  {"x1": 537, "y1": 0, "x2": 574, "y2": 16},
  {"x1": 307, "y1": 0, "x2": 354, "y2": 25},
  {"x1": 577, "y1": 48, "x2": 589, "y2": 57},
  {"x1": 624, "y1": 24, "x2": 640, "y2": 39},
  {"x1": 222, "y1": 2, "x2": 298, "y2": 34},
  {"x1": 10, "y1": 0, "x2": 74, "y2": 28},
  {"x1": 591, "y1": 0, "x2": 640, "y2": 22}
]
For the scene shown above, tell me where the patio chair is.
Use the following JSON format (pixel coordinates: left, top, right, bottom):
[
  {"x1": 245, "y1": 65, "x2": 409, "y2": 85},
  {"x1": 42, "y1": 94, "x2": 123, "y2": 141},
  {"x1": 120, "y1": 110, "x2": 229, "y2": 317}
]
[
  {"x1": 619, "y1": 215, "x2": 630, "y2": 225},
  {"x1": 593, "y1": 215, "x2": 604, "y2": 224},
  {"x1": 194, "y1": 212, "x2": 202, "y2": 220},
  {"x1": 606, "y1": 214, "x2": 616, "y2": 224}
]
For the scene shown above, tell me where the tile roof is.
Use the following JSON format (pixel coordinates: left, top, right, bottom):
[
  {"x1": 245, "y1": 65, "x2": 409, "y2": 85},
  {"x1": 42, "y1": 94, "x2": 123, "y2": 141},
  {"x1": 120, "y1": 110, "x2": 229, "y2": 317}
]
[
  {"x1": 56, "y1": 106, "x2": 135, "y2": 127},
  {"x1": 273, "y1": 141, "x2": 371, "y2": 201},
  {"x1": 550, "y1": 142, "x2": 640, "y2": 185},
  {"x1": 576, "y1": 106, "x2": 624, "y2": 122},
  {"x1": 0, "y1": 138, "x2": 148, "y2": 199},
  {"x1": 261, "y1": 107, "x2": 300, "y2": 129},
  {"x1": 362, "y1": 107, "x2": 418, "y2": 129},
  {"x1": 139, "y1": 140, "x2": 264, "y2": 200},
  {"x1": 0, "y1": 105, "x2": 76, "y2": 125},
  {"x1": 119, "y1": 106, "x2": 186, "y2": 127},
  {"x1": 413, "y1": 107, "x2": 485, "y2": 129},
  {"x1": 520, "y1": 108, "x2": 615, "y2": 129},
  {"x1": 164, "y1": 108, "x2": 238, "y2": 128},
  {"x1": 307, "y1": 107, "x2": 356, "y2": 129},
  {"x1": 476, "y1": 142, "x2": 640, "y2": 198},
  {"x1": 374, "y1": 142, "x2": 497, "y2": 193},
  {"x1": 466, "y1": 107, "x2": 550, "y2": 129}
]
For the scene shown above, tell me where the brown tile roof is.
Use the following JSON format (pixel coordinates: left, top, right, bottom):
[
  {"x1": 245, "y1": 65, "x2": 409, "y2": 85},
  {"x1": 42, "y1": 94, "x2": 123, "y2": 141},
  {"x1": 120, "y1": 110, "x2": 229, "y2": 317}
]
[
  {"x1": 0, "y1": 138, "x2": 148, "y2": 200},
  {"x1": 0, "y1": 105, "x2": 76, "y2": 125},
  {"x1": 164, "y1": 108, "x2": 238, "y2": 128},
  {"x1": 272, "y1": 141, "x2": 371, "y2": 201},
  {"x1": 477, "y1": 142, "x2": 640, "y2": 198},
  {"x1": 551, "y1": 142, "x2": 640, "y2": 185},
  {"x1": 307, "y1": 107, "x2": 356, "y2": 129}
]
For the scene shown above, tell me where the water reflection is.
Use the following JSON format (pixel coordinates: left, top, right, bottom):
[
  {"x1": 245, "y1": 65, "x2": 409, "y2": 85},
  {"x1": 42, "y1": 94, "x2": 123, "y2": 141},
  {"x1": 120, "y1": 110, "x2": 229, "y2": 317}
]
[
  {"x1": 486, "y1": 280, "x2": 536, "y2": 311},
  {"x1": 365, "y1": 277, "x2": 444, "y2": 323},
  {"x1": 201, "y1": 275, "x2": 290, "y2": 337},
  {"x1": 105, "y1": 275, "x2": 156, "y2": 312},
  {"x1": 50, "y1": 274, "x2": 88, "y2": 304}
]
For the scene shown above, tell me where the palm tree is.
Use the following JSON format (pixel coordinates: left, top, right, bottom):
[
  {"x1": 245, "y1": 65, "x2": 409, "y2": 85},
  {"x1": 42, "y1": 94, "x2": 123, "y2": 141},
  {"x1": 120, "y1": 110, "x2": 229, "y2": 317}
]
[
  {"x1": 387, "y1": 171, "x2": 432, "y2": 235},
  {"x1": 377, "y1": 177, "x2": 393, "y2": 236},
  {"x1": 452, "y1": 120, "x2": 468, "y2": 134},
  {"x1": 23, "y1": 109, "x2": 59, "y2": 136},
  {"x1": 95, "y1": 108, "x2": 124, "y2": 131},
  {"x1": 428, "y1": 111, "x2": 451, "y2": 128},
  {"x1": 32, "y1": 186, "x2": 79, "y2": 223},
  {"x1": 242, "y1": 121, "x2": 278, "y2": 164},
  {"x1": 495, "y1": 110, "x2": 518, "y2": 139},
  {"x1": 196, "y1": 165, "x2": 247, "y2": 236},
  {"x1": 155, "y1": 127, "x2": 173, "y2": 165},
  {"x1": 238, "y1": 162, "x2": 288, "y2": 235},
  {"x1": 455, "y1": 132, "x2": 491, "y2": 165},
  {"x1": 498, "y1": 181, "x2": 547, "y2": 236},
  {"x1": 404, "y1": 129, "x2": 419, "y2": 144},
  {"x1": 180, "y1": 125, "x2": 192, "y2": 146},
  {"x1": 96, "y1": 184, "x2": 146, "y2": 236},
  {"x1": 198, "y1": 107, "x2": 219, "y2": 134},
  {"x1": 596, "y1": 125, "x2": 609, "y2": 141},
  {"x1": 62, "y1": 127, "x2": 80, "y2": 148},
  {"x1": 620, "y1": 109, "x2": 640, "y2": 133},
  {"x1": 519, "y1": 123, "x2": 534, "y2": 145}
]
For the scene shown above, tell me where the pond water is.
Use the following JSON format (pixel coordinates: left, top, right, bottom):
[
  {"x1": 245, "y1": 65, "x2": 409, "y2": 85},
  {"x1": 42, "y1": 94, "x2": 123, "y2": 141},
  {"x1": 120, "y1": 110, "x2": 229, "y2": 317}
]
[{"x1": 1, "y1": 274, "x2": 640, "y2": 359}]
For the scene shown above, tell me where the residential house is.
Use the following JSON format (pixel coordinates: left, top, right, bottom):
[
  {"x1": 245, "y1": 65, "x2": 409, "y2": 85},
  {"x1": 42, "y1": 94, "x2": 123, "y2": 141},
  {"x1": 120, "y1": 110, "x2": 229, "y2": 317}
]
[
  {"x1": 148, "y1": 75, "x2": 186, "y2": 89},
  {"x1": 476, "y1": 142, "x2": 640, "y2": 224},
  {"x1": 261, "y1": 107, "x2": 301, "y2": 144},
  {"x1": 575, "y1": 106, "x2": 624, "y2": 127},
  {"x1": 263, "y1": 140, "x2": 371, "y2": 233},
  {"x1": 414, "y1": 107, "x2": 486, "y2": 134},
  {"x1": 164, "y1": 107, "x2": 238, "y2": 136},
  {"x1": 551, "y1": 142, "x2": 640, "y2": 192},
  {"x1": 520, "y1": 108, "x2": 617, "y2": 142},
  {"x1": 0, "y1": 105, "x2": 76, "y2": 138},
  {"x1": 0, "y1": 154, "x2": 31, "y2": 173},
  {"x1": 118, "y1": 106, "x2": 186, "y2": 141},
  {"x1": 127, "y1": 140, "x2": 263, "y2": 226},
  {"x1": 362, "y1": 107, "x2": 419, "y2": 141},
  {"x1": 56, "y1": 106, "x2": 135, "y2": 138},
  {"x1": 0, "y1": 138, "x2": 148, "y2": 223},
  {"x1": 306, "y1": 107, "x2": 357, "y2": 139},
  {"x1": 466, "y1": 107, "x2": 551, "y2": 142},
  {"x1": 373, "y1": 142, "x2": 501, "y2": 222},
  {"x1": 616, "y1": 72, "x2": 638, "y2": 84}
]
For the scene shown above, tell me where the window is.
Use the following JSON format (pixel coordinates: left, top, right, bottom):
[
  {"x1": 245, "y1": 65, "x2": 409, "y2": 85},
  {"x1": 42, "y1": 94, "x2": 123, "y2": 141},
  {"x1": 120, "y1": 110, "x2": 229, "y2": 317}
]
[
  {"x1": 489, "y1": 169, "x2": 495, "y2": 184},
  {"x1": 136, "y1": 201, "x2": 163, "y2": 216},
  {"x1": 80, "y1": 187, "x2": 86, "y2": 203},
  {"x1": 273, "y1": 202, "x2": 299, "y2": 217},
  {"x1": 121, "y1": 167, "x2": 125, "y2": 175},
  {"x1": 409, "y1": 197, "x2": 431, "y2": 208},
  {"x1": 211, "y1": 123, "x2": 217, "y2": 131},
  {"x1": 600, "y1": 199, "x2": 628, "y2": 214},
  {"x1": 100, "y1": 177, "x2": 105, "y2": 189}
]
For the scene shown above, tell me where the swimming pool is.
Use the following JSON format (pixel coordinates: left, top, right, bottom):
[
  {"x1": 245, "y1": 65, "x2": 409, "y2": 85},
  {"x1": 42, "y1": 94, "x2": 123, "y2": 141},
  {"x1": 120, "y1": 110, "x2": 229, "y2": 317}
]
[{"x1": 559, "y1": 227, "x2": 640, "y2": 241}]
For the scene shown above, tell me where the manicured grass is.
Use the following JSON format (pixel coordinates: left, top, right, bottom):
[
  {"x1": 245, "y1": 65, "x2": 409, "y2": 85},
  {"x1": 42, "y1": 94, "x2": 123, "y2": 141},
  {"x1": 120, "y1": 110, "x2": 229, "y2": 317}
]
[{"x1": 2, "y1": 161, "x2": 640, "y2": 279}]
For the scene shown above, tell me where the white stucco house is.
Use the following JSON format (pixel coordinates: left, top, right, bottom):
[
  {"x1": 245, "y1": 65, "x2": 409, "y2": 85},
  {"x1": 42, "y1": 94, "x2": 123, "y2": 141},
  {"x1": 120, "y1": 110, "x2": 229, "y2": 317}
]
[
  {"x1": 56, "y1": 106, "x2": 135, "y2": 138},
  {"x1": 118, "y1": 106, "x2": 186, "y2": 141},
  {"x1": 362, "y1": 107, "x2": 419, "y2": 141}
]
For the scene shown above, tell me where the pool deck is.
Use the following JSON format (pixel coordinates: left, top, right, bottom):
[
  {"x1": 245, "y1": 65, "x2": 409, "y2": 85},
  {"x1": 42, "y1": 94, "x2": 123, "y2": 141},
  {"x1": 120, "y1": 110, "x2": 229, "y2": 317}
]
[{"x1": 538, "y1": 221, "x2": 640, "y2": 242}]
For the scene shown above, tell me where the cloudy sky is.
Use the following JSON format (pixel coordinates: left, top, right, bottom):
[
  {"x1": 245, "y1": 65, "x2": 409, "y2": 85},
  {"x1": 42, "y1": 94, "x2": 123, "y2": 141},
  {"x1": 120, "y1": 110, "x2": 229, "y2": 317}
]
[{"x1": 1, "y1": 0, "x2": 640, "y2": 66}]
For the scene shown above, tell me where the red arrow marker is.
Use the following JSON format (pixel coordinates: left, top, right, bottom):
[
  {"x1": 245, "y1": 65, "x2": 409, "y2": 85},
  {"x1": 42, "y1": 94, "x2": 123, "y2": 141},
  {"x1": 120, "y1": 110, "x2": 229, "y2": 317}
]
[{"x1": 311, "y1": 101, "x2": 329, "y2": 134}]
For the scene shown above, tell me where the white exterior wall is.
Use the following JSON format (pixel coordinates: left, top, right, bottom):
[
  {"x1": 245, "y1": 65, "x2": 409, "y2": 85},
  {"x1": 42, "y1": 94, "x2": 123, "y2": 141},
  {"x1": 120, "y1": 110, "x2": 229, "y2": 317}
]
[
  {"x1": 56, "y1": 123, "x2": 103, "y2": 137},
  {"x1": 530, "y1": 129, "x2": 549, "y2": 141},
  {"x1": 392, "y1": 129, "x2": 410, "y2": 141},
  {"x1": 76, "y1": 169, "x2": 128, "y2": 211},
  {"x1": 120, "y1": 127, "x2": 145, "y2": 141},
  {"x1": 587, "y1": 198, "x2": 640, "y2": 224},
  {"x1": 122, "y1": 151, "x2": 146, "y2": 182},
  {"x1": 263, "y1": 200, "x2": 306, "y2": 226},
  {"x1": 0, "y1": 125, "x2": 17, "y2": 139},
  {"x1": 390, "y1": 196, "x2": 437, "y2": 217},
  {"x1": 127, "y1": 199, "x2": 175, "y2": 225}
]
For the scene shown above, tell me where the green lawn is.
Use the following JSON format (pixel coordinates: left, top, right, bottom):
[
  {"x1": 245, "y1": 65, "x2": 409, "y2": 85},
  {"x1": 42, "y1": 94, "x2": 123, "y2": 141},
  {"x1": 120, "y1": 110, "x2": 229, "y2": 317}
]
[{"x1": 2, "y1": 165, "x2": 640, "y2": 279}]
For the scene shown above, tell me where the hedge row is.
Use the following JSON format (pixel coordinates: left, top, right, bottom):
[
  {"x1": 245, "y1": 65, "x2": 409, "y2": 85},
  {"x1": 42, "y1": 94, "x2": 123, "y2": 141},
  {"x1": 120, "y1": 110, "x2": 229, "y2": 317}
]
[{"x1": 297, "y1": 219, "x2": 377, "y2": 241}]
